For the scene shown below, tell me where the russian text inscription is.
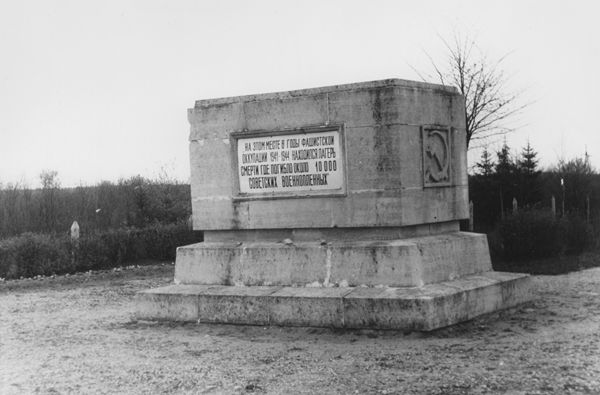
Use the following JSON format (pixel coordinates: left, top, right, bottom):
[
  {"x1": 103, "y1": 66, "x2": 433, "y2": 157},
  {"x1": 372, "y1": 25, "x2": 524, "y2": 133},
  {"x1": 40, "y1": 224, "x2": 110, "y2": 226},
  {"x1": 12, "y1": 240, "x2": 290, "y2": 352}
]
[{"x1": 236, "y1": 128, "x2": 345, "y2": 197}]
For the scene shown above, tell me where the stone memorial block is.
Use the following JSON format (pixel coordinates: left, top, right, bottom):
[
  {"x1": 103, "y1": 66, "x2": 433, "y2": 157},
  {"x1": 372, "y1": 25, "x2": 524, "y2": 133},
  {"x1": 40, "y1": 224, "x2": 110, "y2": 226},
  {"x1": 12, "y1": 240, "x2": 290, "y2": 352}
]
[{"x1": 136, "y1": 79, "x2": 531, "y2": 330}]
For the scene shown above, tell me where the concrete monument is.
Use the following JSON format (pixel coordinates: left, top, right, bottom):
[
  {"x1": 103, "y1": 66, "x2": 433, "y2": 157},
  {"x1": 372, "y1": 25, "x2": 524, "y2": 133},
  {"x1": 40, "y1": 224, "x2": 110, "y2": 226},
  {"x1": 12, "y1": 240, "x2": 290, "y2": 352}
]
[{"x1": 136, "y1": 79, "x2": 531, "y2": 330}]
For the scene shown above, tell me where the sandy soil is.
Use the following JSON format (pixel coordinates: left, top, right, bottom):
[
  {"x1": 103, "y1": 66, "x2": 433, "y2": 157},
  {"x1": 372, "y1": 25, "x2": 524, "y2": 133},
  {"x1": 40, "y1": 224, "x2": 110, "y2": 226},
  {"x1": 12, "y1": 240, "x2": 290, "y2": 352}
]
[{"x1": 1, "y1": 264, "x2": 599, "y2": 395}]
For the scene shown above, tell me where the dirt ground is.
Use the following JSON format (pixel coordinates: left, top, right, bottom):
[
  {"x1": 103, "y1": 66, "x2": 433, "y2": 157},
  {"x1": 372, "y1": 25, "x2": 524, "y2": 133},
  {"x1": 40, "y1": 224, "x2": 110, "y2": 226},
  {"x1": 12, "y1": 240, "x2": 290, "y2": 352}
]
[{"x1": 1, "y1": 264, "x2": 599, "y2": 395}]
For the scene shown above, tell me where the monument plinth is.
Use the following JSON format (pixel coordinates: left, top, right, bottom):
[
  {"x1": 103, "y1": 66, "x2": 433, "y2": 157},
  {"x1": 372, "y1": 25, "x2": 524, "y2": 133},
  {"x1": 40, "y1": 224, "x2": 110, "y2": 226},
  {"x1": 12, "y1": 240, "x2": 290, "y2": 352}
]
[{"x1": 136, "y1": 79, "x2": 531, "y2": 330}]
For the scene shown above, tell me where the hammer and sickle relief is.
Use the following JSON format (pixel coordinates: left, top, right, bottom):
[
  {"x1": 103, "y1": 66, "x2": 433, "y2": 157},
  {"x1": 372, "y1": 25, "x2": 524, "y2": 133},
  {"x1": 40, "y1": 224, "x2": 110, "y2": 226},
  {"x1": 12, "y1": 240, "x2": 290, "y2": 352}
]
[{"x1": 422, "y1": 127, "x2": 451, "y2": 186}]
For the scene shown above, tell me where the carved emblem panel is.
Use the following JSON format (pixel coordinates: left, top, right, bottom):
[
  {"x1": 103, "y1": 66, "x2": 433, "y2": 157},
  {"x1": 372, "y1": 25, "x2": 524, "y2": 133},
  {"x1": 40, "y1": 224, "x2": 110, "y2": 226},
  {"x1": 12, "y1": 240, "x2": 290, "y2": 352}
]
[{"x1": 422, "y1": 126, "x2": 452, "y2": 187}]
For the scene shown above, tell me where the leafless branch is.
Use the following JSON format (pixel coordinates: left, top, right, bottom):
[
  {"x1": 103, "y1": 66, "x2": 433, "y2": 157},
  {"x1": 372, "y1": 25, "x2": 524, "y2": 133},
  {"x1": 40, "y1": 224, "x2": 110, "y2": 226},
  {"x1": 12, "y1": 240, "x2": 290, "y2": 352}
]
[{"x1": 418, "y1": 32, "x2": 528, "y2": 148}]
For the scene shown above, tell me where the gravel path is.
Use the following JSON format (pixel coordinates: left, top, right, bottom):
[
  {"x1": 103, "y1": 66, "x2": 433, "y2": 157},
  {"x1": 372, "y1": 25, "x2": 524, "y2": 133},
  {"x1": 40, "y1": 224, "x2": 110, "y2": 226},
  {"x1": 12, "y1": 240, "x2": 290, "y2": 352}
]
[{"x1": 1, "y1": 264, "x2": 599, "y2": 394}]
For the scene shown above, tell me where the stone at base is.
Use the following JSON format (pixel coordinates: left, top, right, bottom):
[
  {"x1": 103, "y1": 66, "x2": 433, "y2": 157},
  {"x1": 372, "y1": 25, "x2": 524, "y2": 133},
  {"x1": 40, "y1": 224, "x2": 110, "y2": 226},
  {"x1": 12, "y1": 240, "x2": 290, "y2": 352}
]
[{"x1": 135, "y1": 271, "x2": 532, "y2": 331}]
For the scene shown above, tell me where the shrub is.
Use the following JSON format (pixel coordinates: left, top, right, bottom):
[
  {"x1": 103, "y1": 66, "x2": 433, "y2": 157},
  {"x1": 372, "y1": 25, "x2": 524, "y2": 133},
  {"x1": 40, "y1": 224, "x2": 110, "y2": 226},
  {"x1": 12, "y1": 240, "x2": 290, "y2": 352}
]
[
  {"x1": 564, "y1": 215, "x2": 594, "y2": 255},
  {"x1": 135, "y1": 222, "x2": 201, "y2": 261},
  {"x1": 0, "y1": 233, "x2": 71, "y2": 279},
  {"x1": 497, "y1": 210, "x2": 563, "y2": 261},
  {"x1": 494, "y1": 209, "x2": 594, "y2": 262},
  {"x1": 74, "y1": 234, "x2": 113, "y2": 271},
  {"x1": 0, "y1": 221, "x2": 202, "y2": 280}
]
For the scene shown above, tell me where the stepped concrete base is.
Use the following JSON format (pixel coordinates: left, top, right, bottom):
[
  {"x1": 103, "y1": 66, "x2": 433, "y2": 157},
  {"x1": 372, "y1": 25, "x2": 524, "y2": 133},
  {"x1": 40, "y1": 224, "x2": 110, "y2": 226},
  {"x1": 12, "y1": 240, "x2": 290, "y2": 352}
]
[
  {"x1": 174, "y1": 232, "x2": 492, "y2": 288},
  {"x1": 135, "y1": 271, "x2": 532, "y2": 331}
]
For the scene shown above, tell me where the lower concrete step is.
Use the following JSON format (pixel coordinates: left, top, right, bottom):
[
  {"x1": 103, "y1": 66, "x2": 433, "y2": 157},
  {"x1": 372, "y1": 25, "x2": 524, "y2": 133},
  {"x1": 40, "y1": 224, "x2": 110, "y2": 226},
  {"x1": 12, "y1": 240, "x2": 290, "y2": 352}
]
[{"x1": 135, "y1": 271, "x2": 532, "y2": 331}]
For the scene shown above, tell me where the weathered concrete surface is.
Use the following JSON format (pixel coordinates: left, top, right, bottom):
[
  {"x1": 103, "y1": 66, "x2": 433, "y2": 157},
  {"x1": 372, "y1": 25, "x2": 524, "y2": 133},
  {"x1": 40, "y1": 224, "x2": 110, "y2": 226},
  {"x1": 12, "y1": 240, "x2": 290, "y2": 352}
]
[
  {"x1": 343, "y1": 271, "x2": 532, "y2": 330},
  {"x1": 135, "y1": 271, "x2": 532, "y2": 331},
  {"x1": 196, "y1": 286, "x2": 277, "y2": 326},
  {"x1": 269, "y1": 287, "x2": 353, "y2": 328},
  {"x1": 188, "y1": 79, "x2": 467, "y2": 231},
  {"x1": 203, "y1": 221, "x2": 459, "y2": 243},
  {"x1": 174, "y1": 232, "x2": 492, "y2": 288},
  {"x1": 135, "y1": 285, "x2": 201, "y2": 321},
  {"x1": 135, "y1": 78, "x2": 530, "y2": 331}
]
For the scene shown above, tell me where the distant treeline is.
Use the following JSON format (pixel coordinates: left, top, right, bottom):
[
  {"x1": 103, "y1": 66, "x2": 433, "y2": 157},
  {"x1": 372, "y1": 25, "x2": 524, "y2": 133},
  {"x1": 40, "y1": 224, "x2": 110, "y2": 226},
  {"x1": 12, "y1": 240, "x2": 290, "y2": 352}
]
[
  {"x1": 0, "y1": 174, "x2": 191, "y2": 238},
  {"x1": 470, "y1": 141, "x2": 600, "y2": 233},
  {"x1": 2, "y1": 141, "x2": 600, "y2": 257}
]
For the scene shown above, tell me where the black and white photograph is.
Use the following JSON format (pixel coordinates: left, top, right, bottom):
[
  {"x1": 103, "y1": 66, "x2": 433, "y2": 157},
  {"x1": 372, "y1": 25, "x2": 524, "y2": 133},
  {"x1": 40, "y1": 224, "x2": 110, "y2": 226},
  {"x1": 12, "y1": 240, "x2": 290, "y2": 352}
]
[{"x1": 1, "y1": 1, "x2": 599, "y2": 393}]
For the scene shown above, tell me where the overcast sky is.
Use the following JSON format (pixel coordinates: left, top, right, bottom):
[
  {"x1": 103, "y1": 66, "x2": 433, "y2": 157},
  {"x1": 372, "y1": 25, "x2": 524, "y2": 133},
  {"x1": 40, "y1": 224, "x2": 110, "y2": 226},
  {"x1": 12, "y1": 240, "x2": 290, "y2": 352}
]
[{"x1": 1, "y1": 0, "x2": 599, "y2": 187}]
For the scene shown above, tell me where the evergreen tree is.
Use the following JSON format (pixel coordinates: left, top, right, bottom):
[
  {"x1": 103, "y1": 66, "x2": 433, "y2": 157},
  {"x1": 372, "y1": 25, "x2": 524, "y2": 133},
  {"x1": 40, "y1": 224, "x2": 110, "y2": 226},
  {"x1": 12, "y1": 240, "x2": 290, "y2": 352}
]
[
  {"x1": 469, "y1": 146, "x2": 498, "y2": 230},
  {"x1": 495, "y1": 141, "x2": 517, "y2": 216},
  {"x1": 495, "y1": 142, "x2": 514, "y2": 176},
  {"x1": 475, "y1": 147, "x2": 495, "y2": 176},
  {"x1": 516, "y1": 141, "x2": 541, "y2": 206},
  {"x1": 517, "y1": 141, "x2": 540, "y2": 176}
]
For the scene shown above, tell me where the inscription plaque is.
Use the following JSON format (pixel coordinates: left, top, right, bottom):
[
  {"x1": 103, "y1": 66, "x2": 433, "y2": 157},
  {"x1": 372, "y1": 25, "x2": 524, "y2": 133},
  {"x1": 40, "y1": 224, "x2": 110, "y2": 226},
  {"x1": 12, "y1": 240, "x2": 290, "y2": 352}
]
[{"x1": 235, "y1": 128, "x2": 345, "y2": 197}]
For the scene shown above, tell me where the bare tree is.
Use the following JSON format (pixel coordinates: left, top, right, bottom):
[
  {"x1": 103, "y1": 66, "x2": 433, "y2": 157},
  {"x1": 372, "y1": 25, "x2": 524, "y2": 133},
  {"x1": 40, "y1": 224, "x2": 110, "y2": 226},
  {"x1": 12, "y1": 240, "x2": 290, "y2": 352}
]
[
  {"x1": 39, "y1": 170, "x2": 61, "y2": 232},
  {"x1": 415, "y1": 33, "x2": 527, "y2": 148}
]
